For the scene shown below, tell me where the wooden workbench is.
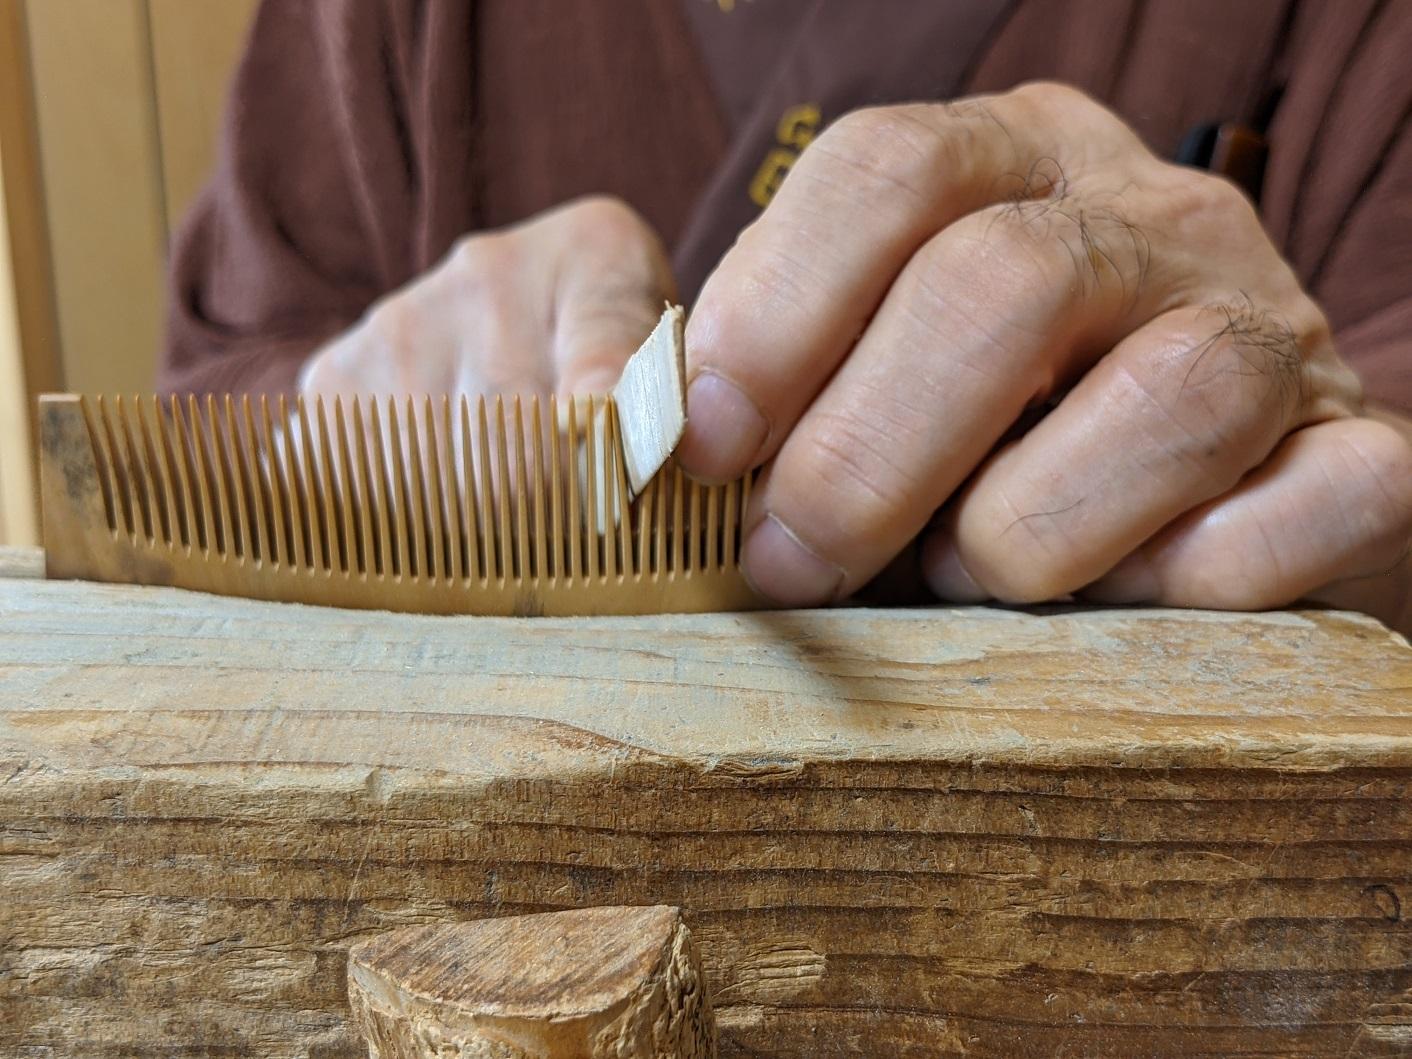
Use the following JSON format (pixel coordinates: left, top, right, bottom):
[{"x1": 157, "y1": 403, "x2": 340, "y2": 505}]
[{"x1": 3, "y1": 549, "x2": 1411, "y2": 1056}]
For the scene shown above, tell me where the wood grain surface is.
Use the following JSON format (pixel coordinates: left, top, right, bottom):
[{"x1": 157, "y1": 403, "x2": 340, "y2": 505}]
[
  {"x1": 348, "y1": 907, "x2": 714, "y2": 1057},
  {"x1": 3, "y1": 578, "x2": 1412, "y2": 1055}
]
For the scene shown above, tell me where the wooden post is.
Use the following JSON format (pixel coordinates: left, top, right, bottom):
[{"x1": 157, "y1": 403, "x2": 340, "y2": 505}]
[{"x1": 348, "y1": 907, "x2": 715, "y2": 1059}]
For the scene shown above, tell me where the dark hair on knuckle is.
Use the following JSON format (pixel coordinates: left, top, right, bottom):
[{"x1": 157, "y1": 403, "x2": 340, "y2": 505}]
[{"x1": 1184, "y1": 294, "x2": 1308, "y2": 413}]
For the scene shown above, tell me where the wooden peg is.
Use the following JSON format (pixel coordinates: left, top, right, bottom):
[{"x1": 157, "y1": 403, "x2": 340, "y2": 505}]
[{"x1": 347, "y1": 906, "x2": 716, "y2": 1058}]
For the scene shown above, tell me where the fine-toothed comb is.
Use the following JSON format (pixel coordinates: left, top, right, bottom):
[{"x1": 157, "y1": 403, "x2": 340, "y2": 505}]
[{"x1": 38, "y1": 308, "x2": 762, "y2": 616}]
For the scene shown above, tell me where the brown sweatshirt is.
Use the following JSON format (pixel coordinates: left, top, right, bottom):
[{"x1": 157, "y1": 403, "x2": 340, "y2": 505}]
[{"x1": 160, "y1": 0, "x2": 1412, "y2": 414}]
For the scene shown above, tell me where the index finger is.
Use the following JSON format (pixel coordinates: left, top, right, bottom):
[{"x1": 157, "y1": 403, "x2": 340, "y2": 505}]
[{"x1": 677, "y1": 86, "x2": 1127, "y2": 483}]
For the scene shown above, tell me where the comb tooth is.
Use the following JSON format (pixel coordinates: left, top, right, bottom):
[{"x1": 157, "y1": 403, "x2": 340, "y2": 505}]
[
  {"x1": 438, "y1": 396, "x2": 461, "y2": 581},
  {"x1": 530, "y1": 396, "x2": 547, "y2": 582},
  {"x1": 77, "y1": 396, "x2": 119, "y2": 534},
  {"x1": 601, "y1": 399, "x2": 618, "y2": 580},
  {"x1": 739, "y1": 469, "x2": 754, "y2": 567},
  {"x1": 294, "y1": 395, "x2": 327, "y2": 570},
  {"x1": 368, "y1": 398, "x2": 395, "y2": 577},
  {"x1": 221, "y1": 396, "x2": 251, "y2": 559},
  {"x1": 117, "y1": 395, "x2": 154, "y2": 541},
  {"x1": 386, "y1": 397, "x2": 412, "y2": 578},
  {"x1": 459, "y1": 396, "x2": 481, "y2": 582},
  {"x1": 180, "y1": 398, "x2": 211, "y2": 552},
  {"x1": 705, "y1": 483, "x2": 721, "y2": 571},
  {"x1": 186, "y1": 396, "x2": 218, "y2": 554},
  {"x1": 440, "y1": 396, "x2": 464, "y2": 582},
  {"x1": 512, "y1": 397, "x2": 530, "y2": 583},
  {"x1": 209, "y1": 395, "x2": 242, "y2": 557},
  {"x1": 635, "y1": 470, "x2": 653, "y2": 578},
  {"x1": 259, "y1": 396, "x2": 288, "y2": 566},
  {"x1": 405, "y1": 397, "x2": 433, "y2": 581},
  {"x1": 653, "y1": 456, "x2": 668, "y2": 576},
  {"x1": 609, "y1": 400, "x2": 633, "y2": 577},
  {"x1": 722, "y1": 474, "x2": 740, "y2": 569},
  {"x1": 154, "y1": 396, "x2": 191, "y2": 549},
  {"x1": 565, "y1": 396, "x2": 581, "y2": 582},
  {"x1": 671, "y1": 466, "x2": 685, "y2": 575},
  {"x1": 476, "y1": 396, "x2": 496, "y2": 581},
  {"x1": 313, "y1": 397, "x2": 344, "y2": 573},
  {"x1": 584, "y1": 395, "x2": 599, "y2": 581},
  {"x1": 687, "y1": 475, "x2": 702, "y2": 574},
  {"x1": 494, "y1": 397, "x2": 513, "y2": 581},
  {"x1": 98, "y1": 396, "x2": 134, "y2": 537},
  {"x1": 349, "y1": 398, "x2": 376, "y2": 576},
  {"x1": 277, "y1": 396, "x2": 307, "y2": 568},
  {"x1": 237, "y1": 397, "x2": 268, "y2": 563},
  {"x1": 332, "y1": 398, "x2": 360, "y2": 575},
  {"x1": 136, "y1": 396, "x2": 173, "y2": 545},
  {"x1": 416, "y1": 396, "x2": 441, "y2": 580},
  {"x1": 546, "y1": 395, "x2": 562, "y2": 581}
]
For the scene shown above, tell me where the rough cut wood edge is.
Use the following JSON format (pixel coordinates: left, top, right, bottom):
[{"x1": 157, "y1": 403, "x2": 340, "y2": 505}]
[
  {"x1": 4, "y1": 579, "x2": 1412, "y2": 1057},
  {"x1": 612, "y1": 305, "x2": 686, "y2": 495},
  {"x1": 348, "y1": 907, "x2": 715, "y2": 1059},
  {"x1": 0, "y1": 543, "x2": 42, "y2": 578}
]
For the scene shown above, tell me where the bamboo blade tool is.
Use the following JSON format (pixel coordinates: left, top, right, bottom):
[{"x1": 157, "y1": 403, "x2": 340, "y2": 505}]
[{"x1": 38, "y1": 308, "x2": 762, "y2": 616}]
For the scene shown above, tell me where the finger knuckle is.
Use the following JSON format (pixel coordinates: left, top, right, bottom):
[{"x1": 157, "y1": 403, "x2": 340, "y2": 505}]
[
  {"x1": 809, "y1": 105, "x2": 958, "y2": 204},
  {"x1": 1183, "y1": 297, "x2": 1310, "y2": 415},
  {"x1": 448, "y1": 230, "x2": 511, "y2": 283},
  {"x1": 563, "y1": 194, "x2": 651, "y2": 240},
  {"x1": 365, "y1": 296, "x2": 416, "y2": 349},
  {"x1": 963, "y1": 510, "x2": 1080, "y2": 604},
  {"x1": 800, "y1": 406, "x2": 931, "y2": 536},
  {"x1": 1333, "y1": 421, "x2": 1412, "y2": 539}
]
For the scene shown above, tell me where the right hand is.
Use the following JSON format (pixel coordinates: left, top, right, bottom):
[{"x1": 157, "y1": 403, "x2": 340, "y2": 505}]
[{"x1": 299, "y1": 196, "x2": 676, "y2": 401}]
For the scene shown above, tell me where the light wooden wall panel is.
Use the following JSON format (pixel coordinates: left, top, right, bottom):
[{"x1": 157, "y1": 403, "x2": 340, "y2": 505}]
[
  {"x1": 0, "y1": 150, "x2": 39, "y2": 546},
  {"x1": 0, "y1": 0, "x2": 59, "y2": 546},
  {"x1": 23, "y1": 0, "x2": 168, "y2": 397},
  {"x1": 148, "y1": 0, "x2": 259, "y2": 231}
]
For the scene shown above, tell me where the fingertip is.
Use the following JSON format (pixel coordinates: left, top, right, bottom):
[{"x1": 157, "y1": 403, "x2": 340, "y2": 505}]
[
  {"x1": 921, "y1": 533, "x2": 989, "y2": 603},
  {"x1": 678, "y1": 371, "x2": 770, "y2": 484},
  {"x1": 742, "y1": 514, "x2": 845, "y2": 607}
]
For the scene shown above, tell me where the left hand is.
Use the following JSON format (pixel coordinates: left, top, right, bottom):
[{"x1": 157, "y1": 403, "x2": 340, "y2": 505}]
[{"x1": 678, "y1": 82, "x2": 1412, "y2": 632}]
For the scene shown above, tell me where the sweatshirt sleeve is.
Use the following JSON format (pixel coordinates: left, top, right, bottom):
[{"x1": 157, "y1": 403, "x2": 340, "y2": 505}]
[
  {"x1": 158, "y1": 0, "x2": 476, "y2": 395},
  {"x1": 1262, "y1": 0, "x2": 1412, "y2": 415}
]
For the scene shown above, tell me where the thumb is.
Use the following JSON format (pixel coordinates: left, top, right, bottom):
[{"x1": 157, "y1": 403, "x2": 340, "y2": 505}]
[{"x1": 549, "y1": 197, "x2": 677, "y2": 395}]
